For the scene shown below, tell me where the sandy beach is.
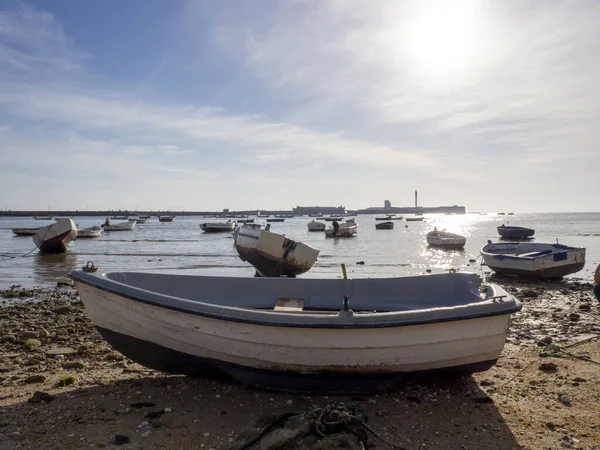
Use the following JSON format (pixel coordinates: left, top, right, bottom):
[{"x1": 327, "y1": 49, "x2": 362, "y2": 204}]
[{"x1": 1, "y1": 276, "x2": 599, "y2": 450}]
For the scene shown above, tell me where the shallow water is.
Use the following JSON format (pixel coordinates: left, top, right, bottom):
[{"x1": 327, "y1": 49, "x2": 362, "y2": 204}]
[{"x1": 0, "y1": 213, "x2": 598, "y2": 288}]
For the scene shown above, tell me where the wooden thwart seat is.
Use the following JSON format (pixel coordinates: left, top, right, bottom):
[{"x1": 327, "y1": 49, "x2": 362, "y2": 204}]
[{"x1": 274, "y1": 298, "x2": 304, "y2": 312}]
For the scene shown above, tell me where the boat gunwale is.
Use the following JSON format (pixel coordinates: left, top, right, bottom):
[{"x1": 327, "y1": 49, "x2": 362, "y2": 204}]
[{"x1": 70, "y1": 271, "x2": 522, "y2": 329}]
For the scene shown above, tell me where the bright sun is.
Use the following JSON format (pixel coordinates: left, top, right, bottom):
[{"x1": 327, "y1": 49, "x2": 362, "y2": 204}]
[{"x1": 399, "y1": 0, "x2": 487, "y2": 84}]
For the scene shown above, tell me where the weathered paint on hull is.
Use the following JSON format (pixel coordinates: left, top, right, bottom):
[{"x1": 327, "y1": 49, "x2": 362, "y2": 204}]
[
  {"x1": 487, "y1": 261, "x2": 585, "y2": 279},
  {"x1": 96, "y1": 326, "x2": 497, "y2": 393},
  {"x1": 236, "y1": 246, "x2": 308, "y2": 277}
]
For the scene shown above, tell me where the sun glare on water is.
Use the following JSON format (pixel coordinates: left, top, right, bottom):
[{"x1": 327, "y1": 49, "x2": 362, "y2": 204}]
[{"x1": 396, "y1": 0, "x2": 489, "y2": 85}]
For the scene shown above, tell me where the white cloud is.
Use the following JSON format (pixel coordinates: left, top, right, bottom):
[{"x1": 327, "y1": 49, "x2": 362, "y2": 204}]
[{"x1": 1, "y1": 1, "x2": 599, "y2": 211}]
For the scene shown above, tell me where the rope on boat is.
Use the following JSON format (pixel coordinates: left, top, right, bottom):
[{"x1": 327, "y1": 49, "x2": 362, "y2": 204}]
[{"x1": 1, "y1": 227, "x2": 53, "y2": 259}]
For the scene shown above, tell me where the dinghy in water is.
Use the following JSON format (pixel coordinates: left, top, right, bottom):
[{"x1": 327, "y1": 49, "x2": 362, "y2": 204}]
[
  {"x1": 70, "y1": 270, "x2": 521, "y2": 392},
  {"x1": 426, "y1": 229, "x2": 466, "y2": 249},
  {"x1": 77, "y1": 226, "x2": 102, "y2": 238},
  {"x1": 497, "y1": 224, "x2": 535, "y2": 239},
  {"x1": 12, "y1": 227, "x2": 41, "y2": 236},
  {"x1": 307, "y1": 220, "x2": 326, "y2": 232},
  {"x1": 235, "y1": 227, "x2": 319, "y2": 277},
  {"x1": 33, "y1": 218, "x2": 77, "y2": 254},
  {"x1": 481, "y1": 241, "x2": 585, "y2": 278}
]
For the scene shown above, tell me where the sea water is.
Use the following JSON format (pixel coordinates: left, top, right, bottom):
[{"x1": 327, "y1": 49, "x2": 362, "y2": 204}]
[{"x1": 0, "y1": 213, "x2": 598, "y2": 289}]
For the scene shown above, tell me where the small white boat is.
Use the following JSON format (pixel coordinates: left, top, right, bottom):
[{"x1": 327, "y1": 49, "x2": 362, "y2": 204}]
[
  {"x1": 325, "y1": 222, "x2": 357, "y2": 237},
  {"x1": 34, "y1": 216, "x2": 53, "y2": 220},
  {"x1": 481, "y1": 241, "x2": 586, "y2": 279},
  {"x1": 426, "y1": 229, "x2": 466, "y2": 249},
  {"x1": 200, "y1": 221, "x2": 236, "y2": 233},
  {"x1": 70, "y1": 270, "x2": 521, "y2": 393},
  {"x1": 405, "y1": 216, "x2": 425, "y2": 222},
  {"x1": 12, "y1": 227, "x2": 41, "y2": 236},
  {"x1": 77, "y1": 226, "x2": 102, "y2": 238},
  {"x1": 307, "y1": 220, "x2": 326, "y2": 232},
  {"x1": 235, "y1": 227, "x2": 319, "y2": 277},
  {"x1": 129, "y1": 217, "x2": 148, "y2": 224},
  {"x1": 102, "y1": 218, "x2": 136, "y2": 231},
  {"x1": 33, "y1": 218, "x2": 77, "y2": 253}
]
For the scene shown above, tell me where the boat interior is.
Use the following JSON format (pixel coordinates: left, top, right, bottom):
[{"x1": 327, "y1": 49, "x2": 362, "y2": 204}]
[{"x1": 100, "y1": 271, "x2": 488, "y2": 314}]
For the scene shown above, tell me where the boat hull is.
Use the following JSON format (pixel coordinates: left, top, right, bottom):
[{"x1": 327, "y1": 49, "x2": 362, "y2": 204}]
[
  {"x1": 375, "y1": 222, "x2": 394, "y2": 230},
  {"x1": 201, "y1": 223, "x2": 235, "y2": 232},
  {"x1": 96, "y1": 326, "x2": 497, "y2": 392},
  {"x1": 12, "y1": 228, "x2": 40, "y2": 236},
  {"x1": 33, "y1": 218, "x2": 77, "y2": 254},
  {"x1": 325, "y1": 224, "x2": 357, "y2": 237},
  {"x1": 235, "y1": 228, "x2": 319, "y2": 277},
  {"x1": 74, "y1": 280, "x2": 514, "y2": 392},
  {"x1": 497, "y1": 226, "x2": 535, "y2": 239}
]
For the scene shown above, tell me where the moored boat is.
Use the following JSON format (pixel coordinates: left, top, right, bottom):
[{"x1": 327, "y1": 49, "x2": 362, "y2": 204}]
[
  {"x1": 77, "y1": 226, "x2": 102, "y2": 238},
  {"x1": 266, "y1": 218, "x2": 285, "y2": 223},
  {"x1": 375, "y1": 221, "x2": 394, "y2": 230},
  {"x1": 324, "y1": 216, "x2": 343, "y2": 222},
  {"x1": 130, "y1": 217, "x2": 148, "y2": 224},
  {"x1": 497, "y1": 224, "x2": 535, "y2": 239},
  {"x1": 34, "y1": 216, "x2": 53, "y2": 220},
  {"x1": 158, "y1": 216, "x2": 176, "y2": 222},
  {"x1": 200, "y1": 221, "x2": 236, "y2": 233},
  {"x1": 325, "y1": 222, "x2": 357, "y2": 237},
  {"x1": 12, "y1": 227, "x2": 41, "y2": 236},
  {"x1": 405, "y1": 216, "x2": 425, "y2": 222},
  {"x1": 376, "y1": 215, "x2": 403, "y2": 221},
  {"x1": 307, "y1": 220, "x2": 326, "y2": 232},
  {"x1": 33, "y1": 218, "x2": 77, "y2": 253},
  {"x1": 481, "y1": 241, "x2": 586, "y2": 279},
  {"x1": 111, "y1": 216, "x2": 128, "y2": 220},
  {"x1": 69, "y1": 270, "x2": 522, "y2": 393},
  {"x1": 102, "y1": 218, "x2": 136, "y2": 231},
  {"x1": 426, "y1": 229, "x2": 466, "y2": 249},
  {"x1": 235, "y1": 227, "x2": 319, "y2": 277}
]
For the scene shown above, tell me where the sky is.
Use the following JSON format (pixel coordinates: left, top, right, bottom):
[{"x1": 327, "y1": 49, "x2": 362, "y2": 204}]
[{"x1": 0, "y1": 0, "x2": 599, "y2": 212}]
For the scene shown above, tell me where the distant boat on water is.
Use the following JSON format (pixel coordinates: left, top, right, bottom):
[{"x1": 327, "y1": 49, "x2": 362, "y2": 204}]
[
  {"x1": 12, "y1": 227, "x2": 41, "y2": 236},
  {"x1": 497, "y1": 225, "x2": 535, "y2": 239},
  {"x1": 375, "y1": 221, "x2": 394, "y2": 230},
  {"x1": 34, "y1": 216, "x2": 53, "y2": 220},
  {"x1": 158, "y1": 216, "x2": 176, "y2": 222},
  {"x1": 307, "y1": 220, "x2": 326, "y2": 232},
  {"x1": 200, "y1": 221, "x2": 236, "y2": 233},
  {"x1": 426, "y1": 229, "x2": 466, "y2": 249},
  {"x1": 77, "y1": 226, "x2": 102, "y2": 238},
  {"x1": 376, "y1": 215, "x2": 403, "y2": 221}
]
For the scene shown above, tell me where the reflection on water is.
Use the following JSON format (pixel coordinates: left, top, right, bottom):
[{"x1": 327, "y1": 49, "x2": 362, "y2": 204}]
[{"x1": 33, "y1": 251, "x2": 78, "y2": 285}]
